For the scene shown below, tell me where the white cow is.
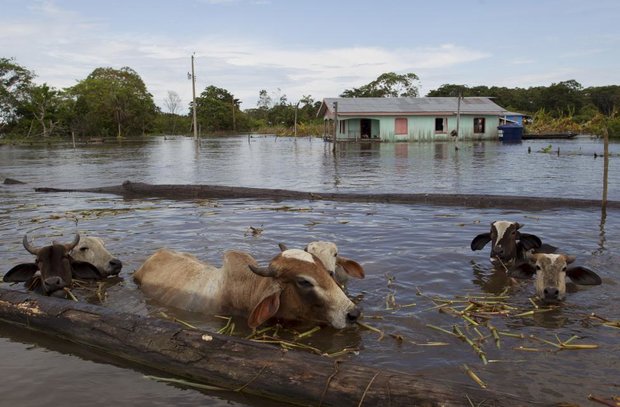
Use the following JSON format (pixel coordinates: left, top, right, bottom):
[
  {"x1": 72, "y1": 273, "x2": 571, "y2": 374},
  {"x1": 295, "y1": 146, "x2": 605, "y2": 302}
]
[{"x1": 279, "y1": 241, "x2": 365, "y2": 285}]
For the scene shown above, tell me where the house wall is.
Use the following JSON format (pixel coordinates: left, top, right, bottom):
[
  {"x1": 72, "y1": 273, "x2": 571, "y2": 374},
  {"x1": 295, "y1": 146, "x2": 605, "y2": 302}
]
[{"x1": 336, "y1": 115, "x2": 500, "y2": 141}]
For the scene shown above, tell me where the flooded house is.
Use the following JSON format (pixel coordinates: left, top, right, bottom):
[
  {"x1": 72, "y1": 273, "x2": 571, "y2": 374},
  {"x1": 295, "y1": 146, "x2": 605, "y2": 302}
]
[{"x1": 318, "y1": 97, "x2": 514, "y2": 142}]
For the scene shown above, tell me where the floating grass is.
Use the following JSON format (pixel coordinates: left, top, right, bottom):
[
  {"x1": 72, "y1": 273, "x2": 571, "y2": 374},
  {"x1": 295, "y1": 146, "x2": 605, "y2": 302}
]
[
  {"x1": 463, "y1": 364, "x2": 487, "y2": 389},
  {"x1": 158, "y1": 312, "x2": 198, "y2": 330},
  {"x1": 357, "y1": 321, "x2": 385, "y2": 341},
  {"x1": 294, "y1": 326, "x2": 320, "y2": 340},
  {"x1": 144, "y1": 375, "x2": 228, "y2": 391}
]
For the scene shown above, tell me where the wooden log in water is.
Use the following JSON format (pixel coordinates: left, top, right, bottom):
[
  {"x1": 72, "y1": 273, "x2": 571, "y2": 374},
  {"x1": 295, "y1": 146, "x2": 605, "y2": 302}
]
[
  {"x1": 0, "y1": 287, "x2": 537, "y2": 406},
  {"x1": 34, "y1": 180, "x2": 618, "y2": 210}
]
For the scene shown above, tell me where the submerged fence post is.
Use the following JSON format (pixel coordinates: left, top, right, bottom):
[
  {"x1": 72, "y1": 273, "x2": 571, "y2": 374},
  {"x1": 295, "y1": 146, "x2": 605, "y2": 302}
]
[{"x1": 332, "y1": 101, "x2": 338, "y2": 154}]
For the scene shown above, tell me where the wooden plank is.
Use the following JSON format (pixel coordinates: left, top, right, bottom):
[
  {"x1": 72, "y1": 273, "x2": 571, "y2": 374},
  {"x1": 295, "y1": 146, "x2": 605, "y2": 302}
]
[{"x1": 0, "y1": 287, "x2": 537, "y2": 406}]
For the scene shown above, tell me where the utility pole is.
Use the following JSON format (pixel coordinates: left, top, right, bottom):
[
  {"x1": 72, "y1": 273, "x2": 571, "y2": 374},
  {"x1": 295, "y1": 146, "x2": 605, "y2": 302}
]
[
  {"x1": 191, "y1": 53, "x2": 198, "y2": 140},
  {"x1": 294, "y1": 101, "x2": 300, "y2": 137},
  {"x1": 332, "y1": 101, "x2": 338, "y2": 153}
]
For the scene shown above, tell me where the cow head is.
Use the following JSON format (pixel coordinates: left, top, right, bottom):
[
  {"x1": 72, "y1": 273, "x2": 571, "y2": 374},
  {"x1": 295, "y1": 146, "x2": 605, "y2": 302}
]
[
  {"x1": 69, "y1": 236, "x2": 123, "y2": 277},
  {"x1": 3, "y1": 234, "x2": 102, "y2": 296},
  {"x1": 278, "y1": 242, "x2": 365, "y2": 285},
  {"x1": 510, "y1": 253, "x2": 602, "y2": 303},
  {"x1": 247, "y1": 249, "x2": 361, "y2": 329},
  {"x1": 471, "y1": 221, "x2": 542, "y2": 264}
]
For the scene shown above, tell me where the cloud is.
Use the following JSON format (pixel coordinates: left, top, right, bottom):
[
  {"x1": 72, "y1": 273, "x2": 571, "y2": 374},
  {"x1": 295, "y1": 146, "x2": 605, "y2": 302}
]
[{"x1": 0, "y1": 1, "x2": 490, "y2": 111}]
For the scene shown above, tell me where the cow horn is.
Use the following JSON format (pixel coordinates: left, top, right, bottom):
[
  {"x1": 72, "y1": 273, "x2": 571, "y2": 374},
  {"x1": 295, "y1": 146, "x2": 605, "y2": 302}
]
[
  {"x1": 248, "y1": 264, "x2": 277, "y2": 278},
  {"x1": 278, "y1": 243, "x2": 288, "y2": 252},
  {"x1": 23, "y1": 234, "x2": 40, "y2": 255},
  {"x1": 63, "y1": 233, "x2": 80, "y2": 251}
]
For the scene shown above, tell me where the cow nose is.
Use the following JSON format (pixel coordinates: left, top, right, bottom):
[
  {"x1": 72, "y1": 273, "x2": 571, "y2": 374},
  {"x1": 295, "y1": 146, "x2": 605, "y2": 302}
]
[
  {"x1": 43, "y1": 276, "x2": 66, "y2": 294},
  {"x1": 108, "y1": 258, "x2": 123, "y2": 274},
  {"x1": 346, "y1": 307, "x2": 361, "y2": 323},
  {"x1": 543, "y1": 287, "x2": 559, "y2": 299}
]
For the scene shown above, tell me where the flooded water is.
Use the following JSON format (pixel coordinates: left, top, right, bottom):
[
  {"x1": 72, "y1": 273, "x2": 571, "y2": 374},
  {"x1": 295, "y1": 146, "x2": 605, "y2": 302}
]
[{"x1": 1, "y1": 136, "x2": 619, "y2": 406}]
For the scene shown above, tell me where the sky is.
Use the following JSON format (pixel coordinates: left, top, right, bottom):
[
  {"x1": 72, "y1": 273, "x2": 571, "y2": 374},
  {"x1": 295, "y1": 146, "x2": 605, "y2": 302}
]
[{"x1": 1, "y1": 0, "x2": 619, "y2": 113}]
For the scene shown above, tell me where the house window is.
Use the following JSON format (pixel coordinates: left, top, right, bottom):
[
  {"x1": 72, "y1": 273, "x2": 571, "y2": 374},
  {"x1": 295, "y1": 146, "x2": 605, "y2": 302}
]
[
  {"x1": 339, "y1": 120, "x2": 346, "y2": 134},
  {"x1": 435, "y1": 117, "x2": 446, "y2": 133},
  {"x1": 474, "y1": 118, "x2": 486, "y2": 133},
  {"x1": 395, "y1": 118, "x2": 408, "y2": 135}
]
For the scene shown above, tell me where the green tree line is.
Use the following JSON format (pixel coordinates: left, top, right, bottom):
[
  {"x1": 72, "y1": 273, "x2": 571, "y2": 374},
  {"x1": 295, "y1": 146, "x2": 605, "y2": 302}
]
[{"x1": 1, "y1": 57, "x2": 619, "y2": 141}]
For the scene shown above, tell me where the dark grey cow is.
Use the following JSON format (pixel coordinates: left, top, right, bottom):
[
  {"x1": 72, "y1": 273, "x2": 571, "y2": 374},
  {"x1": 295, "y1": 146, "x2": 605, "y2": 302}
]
[{"x1": 4, "y1": 234, "x2": 102, "y2": 297}]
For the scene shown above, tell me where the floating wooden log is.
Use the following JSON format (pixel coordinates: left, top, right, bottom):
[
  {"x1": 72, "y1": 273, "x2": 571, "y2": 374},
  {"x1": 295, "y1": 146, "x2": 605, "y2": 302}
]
[
  {"x1": 34, "y1": 180, "x2": 617, "y2": 210},
  {"x1": 0, "y1": 287, "x2": 538, "y2": 406}
]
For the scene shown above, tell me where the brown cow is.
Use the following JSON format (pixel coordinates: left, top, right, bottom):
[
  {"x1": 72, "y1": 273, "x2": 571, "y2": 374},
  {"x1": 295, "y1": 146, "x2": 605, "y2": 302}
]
[{"x1": 134, "y1": 248, "x2": 361, "y2": 329}]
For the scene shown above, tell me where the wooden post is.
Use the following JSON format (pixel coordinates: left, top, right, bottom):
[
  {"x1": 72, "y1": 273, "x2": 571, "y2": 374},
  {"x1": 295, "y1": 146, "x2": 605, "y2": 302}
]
[
  {"x1": 603, "y1": 123, "x2": 609, "y2": 206},
  {"x1": 332, "y1": 101, "x2": 338, "y2": 153},
  {"x1": 456, "y1": 93, "x2": 461, "y2": 139}
]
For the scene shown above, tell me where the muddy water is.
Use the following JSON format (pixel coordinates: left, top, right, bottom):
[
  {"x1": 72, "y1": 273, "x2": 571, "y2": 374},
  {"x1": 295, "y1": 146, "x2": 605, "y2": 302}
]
[{"x1": 0, "y1": 136, "x2": 618, "y2": 406}]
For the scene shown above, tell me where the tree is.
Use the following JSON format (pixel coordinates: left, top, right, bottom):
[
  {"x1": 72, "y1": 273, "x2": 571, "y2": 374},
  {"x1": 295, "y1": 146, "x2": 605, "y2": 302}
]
[
  {"x1": 0, "y1": 57, "x2": 34, "y2": 131},
  {"x1": 586, "y1": 86, "x2": 620, "y2": 116},
  {"x1": 340, "y1": 72, "x2": 420, "y2": 98},
  {"x1": 539, "y1": 80, "x2": 584, "y2": 117},
  {"x1": 22, "y1": 83, "x2": 61, "y2": 138},
  {"x1": 163, "y1": 91, "x2": 182, "y2": 134},
  {"x1": 195, "y1": 85, "x2": 244, "y2": 132},
  {"x1": 69, "y1": 67, "x2": 156, "y2": 138}
]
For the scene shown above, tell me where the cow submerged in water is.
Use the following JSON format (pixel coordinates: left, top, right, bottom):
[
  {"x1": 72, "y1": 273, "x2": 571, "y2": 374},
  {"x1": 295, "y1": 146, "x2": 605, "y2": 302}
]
[
  {"x1": 511, "y1": 253, "x2": 602, "y2": 303},
  {"x1": 3, "y1": 234, "x2": 112, "y2": 297},
  {"x1": 134, "y1": 248, "x2": 361, "y2": 329},
  {"x1": 470, "y1": 221, "x2": 602, "y2": 302},
  {"x1": 278, "y1": 241, "x2": 365, "y2": 286},
  {"x1": 470, "y1": 221, "x2": 550, "y2": 266}
]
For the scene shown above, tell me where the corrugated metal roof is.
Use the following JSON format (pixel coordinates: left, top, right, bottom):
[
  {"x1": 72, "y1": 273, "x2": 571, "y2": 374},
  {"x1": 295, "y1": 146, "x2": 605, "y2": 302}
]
[{"x1": 319, "y1": 97, "x2": 509, "y2": 117}]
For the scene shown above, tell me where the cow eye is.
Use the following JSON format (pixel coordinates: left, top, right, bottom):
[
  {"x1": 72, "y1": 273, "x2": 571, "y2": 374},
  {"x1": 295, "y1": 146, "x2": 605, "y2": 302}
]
[
  {"x1": 535, "y1": 265, "x2": 541, "y2": 270},
  {"x1": 296, "y1": 278, "x2": 314, "y2": 289},
  {"x1": 561, "y1": 266, "x2": 567, "y2": 272},
  {"x1": 79, "y1": 247, "x2": 89, "y2": 252},
  {"x1": 334, "y1": 252, "x2": 338, "y2": 257}
]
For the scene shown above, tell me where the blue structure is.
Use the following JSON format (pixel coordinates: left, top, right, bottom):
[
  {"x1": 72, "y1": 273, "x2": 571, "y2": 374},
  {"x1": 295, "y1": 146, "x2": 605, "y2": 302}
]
[{"x1": 498, "y1": 124, "x2": 523, "y2": 143}]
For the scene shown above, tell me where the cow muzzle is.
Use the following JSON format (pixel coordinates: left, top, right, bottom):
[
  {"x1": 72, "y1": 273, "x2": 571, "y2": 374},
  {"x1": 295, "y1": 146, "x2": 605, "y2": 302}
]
[
  {"x1": 542, "y1": 286, "x2": 562, "y2": 303},
  {"x1": 107, "y1": 258, "x2": 123, "y2": 276},
  {"x1": 43, "y1": 276, "x2": 68, "y2": 296}
]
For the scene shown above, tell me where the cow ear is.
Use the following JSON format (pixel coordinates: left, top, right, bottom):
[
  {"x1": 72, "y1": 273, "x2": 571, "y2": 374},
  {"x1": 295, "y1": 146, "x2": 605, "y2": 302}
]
[
  {"x1": 278, "y1": 243, "x2": 288, "y2": 252},
  {"x1": 71, "y1": 261, "x2": 102, "y2": 280},
  {"x1": 3, "y1": 263, "x2": 39, "y2": 282},
  {"x1": 248, "y1": 292, "x2": 280, "y2": 329},
  {"x1": 509, "y1": 262, "x2": 536, "y2": 279},
  {"x1": 567, "y1": 267, "x2": 602, "y2": 286},
  {"x1": 470, "y1": 233, "x2": 492, "y2": 251},
  {"x1": 518, "y1": 233, "x2": 542, "y2": 250},
  {"x1": 337, "y1": 256, "x2": 365, "y2": 279}
]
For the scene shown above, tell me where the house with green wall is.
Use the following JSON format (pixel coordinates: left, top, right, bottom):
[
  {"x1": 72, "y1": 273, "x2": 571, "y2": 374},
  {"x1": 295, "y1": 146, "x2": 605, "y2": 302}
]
[{"x1": 317, "y1": 97, "x2": 514, "y2": 142}]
